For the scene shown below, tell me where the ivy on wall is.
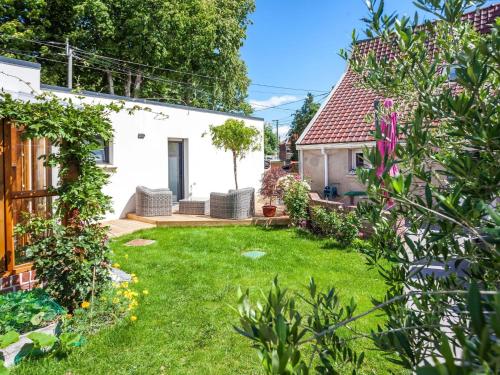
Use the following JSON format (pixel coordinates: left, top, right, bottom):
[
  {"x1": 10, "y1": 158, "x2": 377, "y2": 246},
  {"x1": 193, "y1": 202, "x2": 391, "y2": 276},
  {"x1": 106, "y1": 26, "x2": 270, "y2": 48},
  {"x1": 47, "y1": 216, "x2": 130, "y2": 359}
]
[
  {"x1": 0, "y1": 90, "x2": 126, "y2": 309},
  {"x1": 0, "y1": 91, "x2": 121, "y2": 222}
]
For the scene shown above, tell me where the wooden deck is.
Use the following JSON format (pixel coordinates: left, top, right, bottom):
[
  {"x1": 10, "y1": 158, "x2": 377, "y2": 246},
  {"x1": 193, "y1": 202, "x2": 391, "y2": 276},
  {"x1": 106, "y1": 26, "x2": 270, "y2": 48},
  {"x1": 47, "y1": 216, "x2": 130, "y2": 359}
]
[{"x1": 126, "y1": 213, "x2": 290, "y2": 227}]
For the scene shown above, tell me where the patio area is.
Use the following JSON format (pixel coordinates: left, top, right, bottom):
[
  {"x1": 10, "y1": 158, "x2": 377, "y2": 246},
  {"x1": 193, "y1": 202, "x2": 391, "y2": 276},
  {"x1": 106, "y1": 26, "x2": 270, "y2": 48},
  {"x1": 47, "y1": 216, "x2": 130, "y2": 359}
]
[{"x1": 106, "y1": 195, "x2": 289, "y2": 234}]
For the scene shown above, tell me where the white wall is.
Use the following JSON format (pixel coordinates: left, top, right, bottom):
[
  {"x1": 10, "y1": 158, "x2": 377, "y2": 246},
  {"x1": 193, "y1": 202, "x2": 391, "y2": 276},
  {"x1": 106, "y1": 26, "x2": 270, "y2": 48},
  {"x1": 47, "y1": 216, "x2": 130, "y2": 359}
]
[
  {"x1": 0, "y1": 56, "x2": 264, "y2": 220},
  {"x1": 0, "y1": 56, "x2": 40, "y2": 94},
  {"x1": 46, "y1": 90, "x2": 264, "y2": 220},
  {"x1": 303, "y1": 148, "x2": 366, "y2": 204}
]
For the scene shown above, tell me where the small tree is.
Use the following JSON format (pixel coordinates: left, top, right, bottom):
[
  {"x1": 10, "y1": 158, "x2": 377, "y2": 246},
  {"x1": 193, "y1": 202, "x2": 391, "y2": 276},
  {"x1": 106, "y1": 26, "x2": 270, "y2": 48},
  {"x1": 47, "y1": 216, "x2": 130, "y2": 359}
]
[
  {"x1": 260, "y1": 168, "x2": 286, "y2": 206},
  {"x1": 205, "y1": 119, "x2": 261, "y2": 189}
]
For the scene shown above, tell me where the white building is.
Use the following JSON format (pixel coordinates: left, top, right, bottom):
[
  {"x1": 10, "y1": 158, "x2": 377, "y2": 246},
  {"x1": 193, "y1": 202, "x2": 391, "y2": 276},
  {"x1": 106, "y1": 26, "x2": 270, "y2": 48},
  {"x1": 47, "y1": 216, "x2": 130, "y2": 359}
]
[{"x1": 0, "y1": 55, "x2": 264, "y2": 220}]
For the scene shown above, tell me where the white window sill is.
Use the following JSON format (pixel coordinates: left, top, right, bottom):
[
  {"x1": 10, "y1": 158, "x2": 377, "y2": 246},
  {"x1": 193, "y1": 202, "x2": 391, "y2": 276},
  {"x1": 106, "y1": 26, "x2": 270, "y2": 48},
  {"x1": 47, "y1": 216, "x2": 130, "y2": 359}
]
[{"x1": 97, "y1": 164, "x2": 117, "y2": 172}]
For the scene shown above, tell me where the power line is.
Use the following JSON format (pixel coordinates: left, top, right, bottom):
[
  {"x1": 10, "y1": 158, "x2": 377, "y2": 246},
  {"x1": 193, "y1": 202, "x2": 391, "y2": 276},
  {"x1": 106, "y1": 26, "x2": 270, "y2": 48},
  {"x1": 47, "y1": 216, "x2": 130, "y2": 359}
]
[
  {"x1": 252, "y1": 92, "x2": 329, "y2": 112},
  {"x1": 0, "y1": 40, "x2": 332, "y2": 114},
  {"x1": 0, "y1": 34, "x2": 329, "y2": 93}
]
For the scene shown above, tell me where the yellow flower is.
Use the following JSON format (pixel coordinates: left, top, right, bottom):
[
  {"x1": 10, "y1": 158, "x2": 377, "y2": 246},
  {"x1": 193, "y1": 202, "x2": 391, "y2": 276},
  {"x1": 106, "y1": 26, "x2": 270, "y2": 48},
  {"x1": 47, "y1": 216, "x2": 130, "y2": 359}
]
[
  {"x1": 142, "y1": 289, "x2": 149, "y2": 295},
  {"x1": 112, "y1": 297, "x2": 120, "y2": 304},
  {"x1": 120, "y1": 282, "x2": 129, "y2": 289},
  {"x1": 132, "y1": 276, "x2": 139, "y2": 284},
  {"x1": 81, "y1": 301, "x2": 91, "y2": 309},
  {"x1": 130, "y1": 315, "x2": 137, "y2": 322},
  {"x1": 112, "y1": 263, "x2": 120, "y2": 269}
]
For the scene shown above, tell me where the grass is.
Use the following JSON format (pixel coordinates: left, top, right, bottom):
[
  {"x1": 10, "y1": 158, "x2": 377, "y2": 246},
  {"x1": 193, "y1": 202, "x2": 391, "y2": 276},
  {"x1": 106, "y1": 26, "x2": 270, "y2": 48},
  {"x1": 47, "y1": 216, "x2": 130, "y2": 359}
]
[{"x1": 14, "y1": 226, "x2": 398, "y2": 374}]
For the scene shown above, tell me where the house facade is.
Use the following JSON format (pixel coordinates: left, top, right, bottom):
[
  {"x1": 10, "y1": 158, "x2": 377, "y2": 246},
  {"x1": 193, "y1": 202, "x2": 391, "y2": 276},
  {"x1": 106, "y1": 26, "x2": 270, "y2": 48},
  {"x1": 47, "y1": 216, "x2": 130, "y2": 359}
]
[
  {"x1": 296, "y1": 4, "x2": 499, "y2": 204},
  {"x1": 0, "y1": 55, "x2": 264, "y2": 292}
]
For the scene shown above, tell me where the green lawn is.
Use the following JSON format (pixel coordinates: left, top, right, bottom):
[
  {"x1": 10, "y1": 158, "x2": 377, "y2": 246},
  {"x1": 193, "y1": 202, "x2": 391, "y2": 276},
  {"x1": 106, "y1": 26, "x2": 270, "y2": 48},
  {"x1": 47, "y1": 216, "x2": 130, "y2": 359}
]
[{"x1": 14, "y1": 226, "x2": 397, "y2": 374}]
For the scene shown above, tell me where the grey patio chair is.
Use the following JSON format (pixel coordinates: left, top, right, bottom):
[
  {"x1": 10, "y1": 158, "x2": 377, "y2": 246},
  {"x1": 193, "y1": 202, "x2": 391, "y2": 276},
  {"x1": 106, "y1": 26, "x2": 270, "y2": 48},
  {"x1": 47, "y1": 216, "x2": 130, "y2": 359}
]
[
  {"x1": 210, "y1": 187, "x2": 255, "y2": 220},
  {"x1": 135, "y1": 186, "x2": 172, "y2": 217}
]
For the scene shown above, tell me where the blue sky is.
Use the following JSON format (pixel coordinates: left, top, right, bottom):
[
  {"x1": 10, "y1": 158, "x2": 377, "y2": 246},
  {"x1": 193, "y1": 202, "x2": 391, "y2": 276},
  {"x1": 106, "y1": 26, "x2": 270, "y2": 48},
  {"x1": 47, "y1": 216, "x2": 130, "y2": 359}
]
[{"x1": 241, "y1": 0, "x2": 420, "y2": 138}]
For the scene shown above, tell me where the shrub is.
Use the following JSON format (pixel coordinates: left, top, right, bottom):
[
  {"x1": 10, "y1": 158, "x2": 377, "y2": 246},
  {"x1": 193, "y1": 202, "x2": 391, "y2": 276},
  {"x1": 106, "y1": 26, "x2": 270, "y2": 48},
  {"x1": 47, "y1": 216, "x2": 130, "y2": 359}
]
[
  {"x1": 278, "y1": 174, "x2": 310, "y2": 226},
  {"x1": 0, "y1": 289, "x2": 65, "y2": 335},
  {"x1": 64, "y1": 282, "x2": 143, "y2": 336},
  {"x1": 15, "y1": 215, "x2": 112, "y2": 311},
  {"x1": 310, "y1": 206, "x2": 361, "y2": 247},
  {"x1": 259, "y1": 168, "x2": 287, "y2": 206}
]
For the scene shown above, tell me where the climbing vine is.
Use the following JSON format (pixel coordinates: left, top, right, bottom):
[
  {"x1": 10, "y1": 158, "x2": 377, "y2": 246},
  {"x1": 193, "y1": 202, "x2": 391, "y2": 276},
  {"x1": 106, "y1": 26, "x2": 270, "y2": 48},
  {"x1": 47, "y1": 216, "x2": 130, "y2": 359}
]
[
  {"x1": 0, "y1": 91, "x2": 124, "y2": 309},
  {"x1": 0, "y1": 91, "x2": 121, "y2": 221}
]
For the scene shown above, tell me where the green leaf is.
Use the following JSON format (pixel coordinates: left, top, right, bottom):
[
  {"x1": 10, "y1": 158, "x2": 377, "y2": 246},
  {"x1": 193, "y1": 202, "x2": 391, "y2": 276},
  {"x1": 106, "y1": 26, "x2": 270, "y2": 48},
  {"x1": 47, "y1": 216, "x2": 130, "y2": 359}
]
[
  {"x1": 467, "y1": 282, "x2": 485, "y2": 336},
  {"x1": 30, "y1": 312, "x2": 45, "y2": 326},
  {"x1": 0, "y1": 331, "x2": 19, "y2": 349},
  {"x1": 439, "y1": 336, "x2": 456, "y2": 372},
  {"x1": 27, "y1": 332, "x2": 57, "y2": 349},
  {"x1": 0, "y1": 361, "x2": 9, "y2": 375},
  {"x1": 59, "y1": 333, "x2": 83, "y2": 348},
  {"x1": 416, "y1": 363, "x2": 448, "y2": 375}
]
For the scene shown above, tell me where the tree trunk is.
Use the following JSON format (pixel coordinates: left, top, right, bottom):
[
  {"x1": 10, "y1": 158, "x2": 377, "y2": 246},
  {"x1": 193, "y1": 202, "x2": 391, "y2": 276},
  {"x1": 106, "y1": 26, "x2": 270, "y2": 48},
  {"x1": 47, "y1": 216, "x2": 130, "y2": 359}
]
[
  {"x1": 133, "y1": 71, "x2": 142, "y2": 98},
  {"x1": 232, "y1": 151, "x2": 238, "y2": 190},
  {"x1": 61, "y1": 141, "x2": 81, "y2": 226},
  {"x1": 124, "y1": 70, "x2": 132, "y2": 97},
  {"x1": 106, "y1": 70, "x2": 114, "y2": 95}
]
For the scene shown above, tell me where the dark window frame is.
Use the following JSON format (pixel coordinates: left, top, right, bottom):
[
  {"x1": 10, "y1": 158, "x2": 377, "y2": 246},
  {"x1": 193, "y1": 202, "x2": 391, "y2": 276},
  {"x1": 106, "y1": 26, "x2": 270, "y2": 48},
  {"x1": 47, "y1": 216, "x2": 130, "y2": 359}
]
[{"x1": 93, "y1": 136, "x2": 111, "y2": 165}]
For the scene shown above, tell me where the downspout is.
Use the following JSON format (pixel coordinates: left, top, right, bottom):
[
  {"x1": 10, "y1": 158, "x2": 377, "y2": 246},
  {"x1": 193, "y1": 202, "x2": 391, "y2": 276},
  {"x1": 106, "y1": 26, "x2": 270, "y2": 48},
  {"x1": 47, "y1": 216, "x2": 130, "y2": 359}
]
[
  {"x1": 321, "y1": 147, "x2": 328, "y2": 187},
  {"x1": 299, "y1": 149, "x2": 304, "y2": 179}
]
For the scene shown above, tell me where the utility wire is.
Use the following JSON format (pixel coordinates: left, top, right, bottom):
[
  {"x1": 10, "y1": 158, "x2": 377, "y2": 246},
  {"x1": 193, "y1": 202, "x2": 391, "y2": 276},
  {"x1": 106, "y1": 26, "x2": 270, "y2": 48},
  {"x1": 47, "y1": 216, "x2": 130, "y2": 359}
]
[
  {"x1": 0, "y1": 40, "x2": 332, "y2": 114},
  {"x1": 0, "y1": 34, "x2": 329, "y2": 93},
  {"x1": 252, "y1": 92, "x2": 329, "y2": 112}
]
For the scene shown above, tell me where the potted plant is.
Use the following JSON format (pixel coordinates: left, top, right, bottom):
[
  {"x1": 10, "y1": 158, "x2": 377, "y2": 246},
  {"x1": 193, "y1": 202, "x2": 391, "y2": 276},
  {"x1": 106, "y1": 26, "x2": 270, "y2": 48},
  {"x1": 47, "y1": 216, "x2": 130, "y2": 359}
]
[{"x1": 260, "y1": 168, "x2": 287, "y2": 217}]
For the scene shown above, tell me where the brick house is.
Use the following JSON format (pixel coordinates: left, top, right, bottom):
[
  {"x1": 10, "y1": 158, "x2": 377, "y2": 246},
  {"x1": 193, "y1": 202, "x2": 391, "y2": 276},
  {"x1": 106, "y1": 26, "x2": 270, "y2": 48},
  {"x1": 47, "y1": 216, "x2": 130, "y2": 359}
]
[{"x1": 296, "y1": 4, "x2": 499, "y2": 204}]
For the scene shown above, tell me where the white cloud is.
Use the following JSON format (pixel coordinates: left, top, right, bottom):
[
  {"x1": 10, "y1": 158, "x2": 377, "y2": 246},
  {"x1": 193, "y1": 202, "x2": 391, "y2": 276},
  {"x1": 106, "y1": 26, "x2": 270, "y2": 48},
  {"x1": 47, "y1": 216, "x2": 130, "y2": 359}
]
[{"x1": 249, "y1": 95, "x2": 300, "y2": 110}]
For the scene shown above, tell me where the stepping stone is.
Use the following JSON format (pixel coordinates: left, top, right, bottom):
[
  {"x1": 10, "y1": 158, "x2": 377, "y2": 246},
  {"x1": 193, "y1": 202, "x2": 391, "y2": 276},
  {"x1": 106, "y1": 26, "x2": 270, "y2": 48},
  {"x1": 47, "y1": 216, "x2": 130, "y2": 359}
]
[
  {"x1": 242, "y1": 250, "x2": 266, "y2": 259},
  {"x1": 124, "y1": 239, "x2": 156, "y2": 247}
]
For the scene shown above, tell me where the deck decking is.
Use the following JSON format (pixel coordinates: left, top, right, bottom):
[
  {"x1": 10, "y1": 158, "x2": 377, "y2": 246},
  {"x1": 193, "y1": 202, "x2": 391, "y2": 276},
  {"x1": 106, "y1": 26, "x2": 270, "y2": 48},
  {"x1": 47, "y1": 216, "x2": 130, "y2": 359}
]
[{"x1": 126, "y1": 213, "x2": 290, "y2": 227}]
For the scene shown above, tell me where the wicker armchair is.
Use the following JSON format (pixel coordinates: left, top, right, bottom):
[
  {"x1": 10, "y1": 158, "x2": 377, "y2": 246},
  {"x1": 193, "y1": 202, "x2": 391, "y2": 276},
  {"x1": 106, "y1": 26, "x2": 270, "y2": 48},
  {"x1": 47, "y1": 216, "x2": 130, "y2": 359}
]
[
  {"x1": 135, "y1": 186, "x2": 172, "y2": 217},
  {"x1": 210, "y1": 188, "x2": 255, "y2": 220}
]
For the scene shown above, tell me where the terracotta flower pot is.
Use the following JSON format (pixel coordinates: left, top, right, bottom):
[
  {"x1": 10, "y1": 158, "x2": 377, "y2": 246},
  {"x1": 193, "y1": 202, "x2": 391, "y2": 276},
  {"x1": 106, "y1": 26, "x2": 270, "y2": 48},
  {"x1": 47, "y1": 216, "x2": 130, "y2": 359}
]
[{"x1": 262, "y1": 205, "x2": 277, "y2": 217}]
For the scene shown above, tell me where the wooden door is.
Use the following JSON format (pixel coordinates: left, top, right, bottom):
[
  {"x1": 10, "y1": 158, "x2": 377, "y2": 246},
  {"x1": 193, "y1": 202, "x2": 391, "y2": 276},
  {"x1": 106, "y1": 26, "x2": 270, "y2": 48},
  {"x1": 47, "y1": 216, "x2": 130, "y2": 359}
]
[{"x1": 1, "y1": 119, "x2": 53, "y2": 275}]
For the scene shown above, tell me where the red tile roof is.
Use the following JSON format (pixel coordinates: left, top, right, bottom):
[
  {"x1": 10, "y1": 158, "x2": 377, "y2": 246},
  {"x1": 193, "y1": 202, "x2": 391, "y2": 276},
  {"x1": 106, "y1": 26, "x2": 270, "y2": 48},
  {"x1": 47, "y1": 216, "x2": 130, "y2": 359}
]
[{"x1": 299, "y1": 4, "x2": 500, "y2": 146}]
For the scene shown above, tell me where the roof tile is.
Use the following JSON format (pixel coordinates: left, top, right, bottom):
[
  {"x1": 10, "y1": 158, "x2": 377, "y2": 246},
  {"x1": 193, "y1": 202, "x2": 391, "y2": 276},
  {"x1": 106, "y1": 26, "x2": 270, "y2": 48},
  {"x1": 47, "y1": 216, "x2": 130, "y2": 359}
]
[{"x1": 299, "y1": 4, "x2": 499, "y2": 146}]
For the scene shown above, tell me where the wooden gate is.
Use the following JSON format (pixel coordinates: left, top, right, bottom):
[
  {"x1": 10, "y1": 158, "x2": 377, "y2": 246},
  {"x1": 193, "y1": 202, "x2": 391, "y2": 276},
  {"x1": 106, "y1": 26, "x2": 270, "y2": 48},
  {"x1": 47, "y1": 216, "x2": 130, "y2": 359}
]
[{"x1": 0, "y1": 119, "x2": 53, "y2": 276}]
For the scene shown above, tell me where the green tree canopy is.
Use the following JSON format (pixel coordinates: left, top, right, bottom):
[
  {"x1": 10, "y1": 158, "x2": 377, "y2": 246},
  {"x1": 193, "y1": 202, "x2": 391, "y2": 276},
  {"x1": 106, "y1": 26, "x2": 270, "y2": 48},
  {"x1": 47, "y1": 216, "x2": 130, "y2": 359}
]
[
  {"x1": 205, "y1": 119, "x2": 260, "y2": 189},
  {"x1": 263, "y1": 122, "x2": 278, "y2": 156},
  {"x1": 288, "y1": 93, "x2": 320, "y2": 160},
  {"x1": 0, "y1": 0, "x2": 255, "y2": 114}
]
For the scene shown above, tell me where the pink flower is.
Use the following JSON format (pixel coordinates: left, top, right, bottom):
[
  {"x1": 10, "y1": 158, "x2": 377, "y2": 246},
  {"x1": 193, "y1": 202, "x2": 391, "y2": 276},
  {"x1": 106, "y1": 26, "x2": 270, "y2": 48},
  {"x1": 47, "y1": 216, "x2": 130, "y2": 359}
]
[
  {"x1": 376, "y1": 98, "x2": 399, "y2": 209},
  {"x1": 383, "y1": 98, "x2": 394, "y2": 108}
]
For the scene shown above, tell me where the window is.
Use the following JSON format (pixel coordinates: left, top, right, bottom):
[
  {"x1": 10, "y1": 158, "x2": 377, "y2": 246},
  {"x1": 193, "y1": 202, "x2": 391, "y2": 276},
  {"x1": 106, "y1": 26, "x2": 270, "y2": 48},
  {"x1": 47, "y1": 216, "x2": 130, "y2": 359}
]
[
  {"x1": 349, "y1": 150, "x2": 369, "y2": 174},
  {"x1": 355, "y1": 152, "x2": 364, "y2": 168},
  {"x1": 92, "y1": 136, "x2": 111, "y2": 164}
]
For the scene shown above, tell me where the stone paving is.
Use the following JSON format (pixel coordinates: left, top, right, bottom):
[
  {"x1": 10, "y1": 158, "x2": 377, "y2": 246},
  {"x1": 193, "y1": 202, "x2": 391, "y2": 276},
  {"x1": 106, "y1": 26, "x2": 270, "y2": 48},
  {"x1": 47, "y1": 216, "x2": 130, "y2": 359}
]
[{"x1": 104, "y1": 219, "x2": 154, "y2": 237}]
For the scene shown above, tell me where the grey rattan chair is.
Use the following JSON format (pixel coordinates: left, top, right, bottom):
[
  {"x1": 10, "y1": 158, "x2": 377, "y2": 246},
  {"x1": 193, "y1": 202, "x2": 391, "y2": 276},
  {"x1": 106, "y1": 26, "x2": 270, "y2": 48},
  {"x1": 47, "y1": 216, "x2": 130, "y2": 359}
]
[
  {"x1": 209, "y1": 188, "x2": 255, "y2": 220},
  {"x1": 135, "y1": 186, "x2": 172, "y2": 217}
]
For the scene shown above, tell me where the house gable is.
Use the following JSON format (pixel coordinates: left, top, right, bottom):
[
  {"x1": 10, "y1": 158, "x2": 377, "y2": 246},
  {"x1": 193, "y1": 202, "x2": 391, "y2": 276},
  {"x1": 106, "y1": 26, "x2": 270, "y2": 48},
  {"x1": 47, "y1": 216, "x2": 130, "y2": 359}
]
[{"x1": 298, "y1": 4, "x2": 500, "y2": 147}]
